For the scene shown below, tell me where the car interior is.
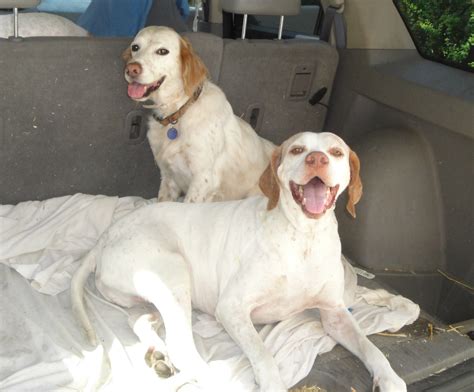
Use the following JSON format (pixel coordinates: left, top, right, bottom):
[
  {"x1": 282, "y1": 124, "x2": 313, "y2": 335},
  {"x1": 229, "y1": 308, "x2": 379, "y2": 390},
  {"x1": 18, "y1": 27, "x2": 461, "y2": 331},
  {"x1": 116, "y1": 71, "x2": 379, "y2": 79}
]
[{"x1": 0, "y1": 0, "x2": 473, "y2": 390}]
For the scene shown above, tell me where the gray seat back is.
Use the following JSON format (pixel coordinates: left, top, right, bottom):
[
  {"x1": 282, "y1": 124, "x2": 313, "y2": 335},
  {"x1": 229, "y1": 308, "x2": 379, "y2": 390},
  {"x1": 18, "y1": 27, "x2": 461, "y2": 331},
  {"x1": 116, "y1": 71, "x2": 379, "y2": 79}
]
[
  {"x1": 0, "y1": 37, "x2": 155, "y2": 204},
  {"x1": 219, "y1": 38, "x2": 338, "y2": 144},
  {"x1": 0, "y1": 33, "x2": 338, "y2": 204}
]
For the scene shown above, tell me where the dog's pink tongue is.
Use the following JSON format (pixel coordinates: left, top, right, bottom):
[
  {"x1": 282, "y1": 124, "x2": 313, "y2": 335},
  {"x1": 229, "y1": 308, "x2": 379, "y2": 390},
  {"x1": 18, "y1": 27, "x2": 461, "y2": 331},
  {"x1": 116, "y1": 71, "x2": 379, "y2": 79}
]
[
  {"x1": 127, "y1": 82, "x2": 147, "y2": 99},
  {"x1": 303, "y1": 178, "x2": 328, "y2": 214}
]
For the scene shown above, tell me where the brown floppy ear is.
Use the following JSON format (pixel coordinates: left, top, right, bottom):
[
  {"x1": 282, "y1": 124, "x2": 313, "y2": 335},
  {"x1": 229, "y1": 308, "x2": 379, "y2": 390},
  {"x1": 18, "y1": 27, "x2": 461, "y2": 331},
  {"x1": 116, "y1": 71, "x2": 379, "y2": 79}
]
[
  {"x1": 346, "y1": 150, "x2": 363, "y2": 218},
  {"x1": 179, "y1": 36, "x2": 208, "y2": 96},
  {"x1": 259, "y1": 147, "x2": 282, "y2": 210},
  {"x1": 122, "y1": 47, "x2": 132, "y2": 63}
]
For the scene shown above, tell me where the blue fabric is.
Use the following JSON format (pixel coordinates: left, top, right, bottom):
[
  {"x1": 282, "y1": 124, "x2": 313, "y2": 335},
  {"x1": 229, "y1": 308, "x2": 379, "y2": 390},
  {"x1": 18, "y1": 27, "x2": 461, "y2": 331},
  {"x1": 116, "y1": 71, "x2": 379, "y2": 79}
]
[
  {"x1": 37, "y1": 0, "x2": 91, "y2": 13},
  {"x1": 175, "y1": 0, "x2": 190, "y2": 19},
  {"x1": 77, "y1": 0, "x2": 153, "y2": 37}
]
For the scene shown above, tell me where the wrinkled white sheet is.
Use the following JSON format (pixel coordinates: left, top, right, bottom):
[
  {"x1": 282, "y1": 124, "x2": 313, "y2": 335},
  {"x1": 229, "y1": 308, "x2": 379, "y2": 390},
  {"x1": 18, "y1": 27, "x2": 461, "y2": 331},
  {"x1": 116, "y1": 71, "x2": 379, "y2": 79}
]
[{"x1": 0, "y1": 194, "x2": 420, "y2": 391}]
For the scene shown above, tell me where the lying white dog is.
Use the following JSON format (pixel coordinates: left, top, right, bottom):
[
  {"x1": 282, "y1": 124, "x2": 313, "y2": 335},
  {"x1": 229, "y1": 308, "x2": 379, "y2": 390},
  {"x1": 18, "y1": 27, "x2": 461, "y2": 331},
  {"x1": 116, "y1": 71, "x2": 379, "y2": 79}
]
[
  {"x1": 71, "y1": 132, "x2": 406, "y2": 391},
  {"x1": 123, "y1": 26, "x2": 274, "y2": 203}
]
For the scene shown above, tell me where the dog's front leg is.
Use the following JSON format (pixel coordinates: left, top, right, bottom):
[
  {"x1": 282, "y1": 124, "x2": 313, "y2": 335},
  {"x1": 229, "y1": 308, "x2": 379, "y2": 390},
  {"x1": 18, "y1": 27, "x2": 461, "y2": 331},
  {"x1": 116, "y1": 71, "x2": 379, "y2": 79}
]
[
  {"x1": 184, "y1": 174, "x2": 219, "y2": 203},
  {"x1": 320, "y1": 307, "x2": 406, "y2": 392},
  {"x1": 215, "y1": 298, "x2": 286, "y2": 392},
  {"x1": 158, "y1": 176, "x2": 181, "y2": 202}
]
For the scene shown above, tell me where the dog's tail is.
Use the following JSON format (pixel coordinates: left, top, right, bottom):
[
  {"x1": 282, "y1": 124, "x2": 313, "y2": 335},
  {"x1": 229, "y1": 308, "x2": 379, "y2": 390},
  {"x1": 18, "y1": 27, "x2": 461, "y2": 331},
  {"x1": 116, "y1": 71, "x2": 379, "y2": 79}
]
[{"x1": 71, "y1": 247, "x2": 99, "y2": 346}]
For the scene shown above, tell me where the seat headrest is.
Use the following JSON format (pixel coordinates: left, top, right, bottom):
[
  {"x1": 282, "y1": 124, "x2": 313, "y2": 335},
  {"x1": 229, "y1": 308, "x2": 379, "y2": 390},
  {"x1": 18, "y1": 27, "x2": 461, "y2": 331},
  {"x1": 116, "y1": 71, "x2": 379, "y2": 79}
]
[
  {"x1": 0, "y1": 0, "x2": 40, "y2": 9},
  {"x1": 320, "y1": 0, "x2": 344, "y2": 11},
  {"x1": 221, "y1": 0, "x2": 300, "y2": 16}
]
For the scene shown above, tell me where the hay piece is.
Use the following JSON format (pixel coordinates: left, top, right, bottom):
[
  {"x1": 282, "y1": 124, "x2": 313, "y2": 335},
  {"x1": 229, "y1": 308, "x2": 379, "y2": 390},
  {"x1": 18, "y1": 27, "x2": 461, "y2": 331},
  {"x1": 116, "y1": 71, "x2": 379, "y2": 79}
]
[
  {"x1": 290, "y1": 386, "x2": 327, "y2": 392},
  {"x1": 376, "y1": 332, "x2": 408, "y2": 338}
]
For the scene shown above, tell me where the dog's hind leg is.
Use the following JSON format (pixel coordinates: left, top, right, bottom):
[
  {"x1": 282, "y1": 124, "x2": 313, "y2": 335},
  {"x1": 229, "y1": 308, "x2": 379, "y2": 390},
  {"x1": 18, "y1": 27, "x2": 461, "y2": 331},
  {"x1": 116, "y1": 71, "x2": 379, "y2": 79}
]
[
  {"x1": 133, "y1": 256, "x2": 213, "y2": 387},
  {"x1": 128, "y1": 311, "x2": 176, "y2": 378}
]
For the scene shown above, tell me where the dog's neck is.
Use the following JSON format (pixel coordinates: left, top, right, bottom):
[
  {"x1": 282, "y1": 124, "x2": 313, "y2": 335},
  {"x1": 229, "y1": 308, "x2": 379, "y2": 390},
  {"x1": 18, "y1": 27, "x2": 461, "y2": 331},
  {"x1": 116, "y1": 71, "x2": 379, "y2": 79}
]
[
  {"x1": 275, "y1": 194, "x2": 337, "y2": 235},
  {"x1": 151, "y1": 84, "x2": 203, "y2": 126},
  {"x1": 148, "y1": 94, "x2": 189, "y2": 120},
  {"x1": 146, "y1": 80, "x2": 203, "y2": 121}
]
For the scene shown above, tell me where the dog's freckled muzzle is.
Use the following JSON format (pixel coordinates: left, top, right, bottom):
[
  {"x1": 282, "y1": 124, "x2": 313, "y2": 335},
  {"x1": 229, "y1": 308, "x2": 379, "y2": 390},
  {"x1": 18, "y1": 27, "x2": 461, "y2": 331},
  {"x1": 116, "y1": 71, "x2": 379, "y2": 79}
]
[
  {"x1": 290, "y1": 177, "x2": 339, "y2": 218},
  {"x1": 127, "y1": 76, "x2": 166, "y2": 99}
]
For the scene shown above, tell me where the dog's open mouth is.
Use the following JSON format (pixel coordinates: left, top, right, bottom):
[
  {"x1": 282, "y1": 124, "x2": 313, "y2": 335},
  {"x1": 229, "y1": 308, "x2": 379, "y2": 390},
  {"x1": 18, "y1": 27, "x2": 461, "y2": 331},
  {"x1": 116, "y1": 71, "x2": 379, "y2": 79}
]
[
  {"x1": 290, "y1": 177, "x2": 339, "y2": 218},
  {"x1": 127, "y1": 76, "x2": 165, "y2": 99}
]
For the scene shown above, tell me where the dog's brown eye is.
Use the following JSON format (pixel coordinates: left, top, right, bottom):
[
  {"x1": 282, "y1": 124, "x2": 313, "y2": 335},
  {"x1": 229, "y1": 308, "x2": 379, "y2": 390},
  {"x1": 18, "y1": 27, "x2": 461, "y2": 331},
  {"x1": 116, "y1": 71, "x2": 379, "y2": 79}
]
[
  {"x1": 329, "y1": 148, "x2": 344, "y2": 157},
  {"x1": 131, "y1": 44, "x2": 139, "y2": 52},
  {"x1": 290, "y1": 146, "x2": 304, "y2": 155},
  {"x1": 156, "y1": 48, "x2": 169, "y2": 56}
]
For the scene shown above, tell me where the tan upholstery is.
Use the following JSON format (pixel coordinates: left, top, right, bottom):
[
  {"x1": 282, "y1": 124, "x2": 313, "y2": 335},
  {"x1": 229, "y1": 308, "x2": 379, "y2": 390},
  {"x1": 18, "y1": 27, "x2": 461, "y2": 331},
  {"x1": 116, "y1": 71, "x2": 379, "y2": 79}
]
[
  {"x1": 0, "y1": 0, "x2": 40, "y2": 8},
  {"x1": 221, "y1": 0, "x2": 300, "y2": 16},
  {"x1": 344, "y1": 0, "x2": 415, "y2": 49}
]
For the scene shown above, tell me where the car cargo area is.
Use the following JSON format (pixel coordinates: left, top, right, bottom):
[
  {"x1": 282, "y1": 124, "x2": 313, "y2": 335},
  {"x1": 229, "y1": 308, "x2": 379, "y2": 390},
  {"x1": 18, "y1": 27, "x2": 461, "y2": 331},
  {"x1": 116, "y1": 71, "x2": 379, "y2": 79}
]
[{"x1": 1, "y1": 1, "x2": 473, "y2": 391}]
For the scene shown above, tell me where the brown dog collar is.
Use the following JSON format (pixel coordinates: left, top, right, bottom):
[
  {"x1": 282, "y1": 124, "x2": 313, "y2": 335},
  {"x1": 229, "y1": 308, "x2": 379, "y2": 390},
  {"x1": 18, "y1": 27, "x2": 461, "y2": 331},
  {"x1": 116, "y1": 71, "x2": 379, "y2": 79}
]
[{"x1": 152, "y1": 84, "x2": 203, "y2": 126}]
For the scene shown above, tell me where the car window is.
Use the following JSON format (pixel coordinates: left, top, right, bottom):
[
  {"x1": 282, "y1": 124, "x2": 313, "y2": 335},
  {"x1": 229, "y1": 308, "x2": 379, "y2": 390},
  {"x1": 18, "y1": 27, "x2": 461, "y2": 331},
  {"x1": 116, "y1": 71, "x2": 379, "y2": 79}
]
[{"x1": 394, "y1": 0, "x2": 473, "y2": 71}]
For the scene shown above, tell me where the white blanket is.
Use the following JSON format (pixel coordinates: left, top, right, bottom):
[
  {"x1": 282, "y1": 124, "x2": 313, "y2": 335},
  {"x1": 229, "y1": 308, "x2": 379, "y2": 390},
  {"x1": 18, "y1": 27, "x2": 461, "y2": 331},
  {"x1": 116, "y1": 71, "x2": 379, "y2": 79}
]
[{"x1": 0, "y1": 194, "x2": 420, "y2": 391}]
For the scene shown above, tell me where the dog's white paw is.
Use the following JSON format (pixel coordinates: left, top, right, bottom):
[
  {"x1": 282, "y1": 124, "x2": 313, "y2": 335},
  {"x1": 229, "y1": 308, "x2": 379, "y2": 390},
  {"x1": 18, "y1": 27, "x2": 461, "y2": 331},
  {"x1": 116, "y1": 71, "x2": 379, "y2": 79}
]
[
  {"x1": 144, "y1": 347, "x2": 176, "y2": 378},
  {"x1": 373, "y1": 372, "x2": 407, "y2": 392}
]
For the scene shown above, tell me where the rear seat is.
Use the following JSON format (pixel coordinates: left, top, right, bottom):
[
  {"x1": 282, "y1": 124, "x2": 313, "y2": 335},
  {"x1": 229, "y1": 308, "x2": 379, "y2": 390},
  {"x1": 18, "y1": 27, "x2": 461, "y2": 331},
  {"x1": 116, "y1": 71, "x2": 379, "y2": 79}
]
[{"x1": 0, "y1": 31, "x2": 339, "y2": 203}]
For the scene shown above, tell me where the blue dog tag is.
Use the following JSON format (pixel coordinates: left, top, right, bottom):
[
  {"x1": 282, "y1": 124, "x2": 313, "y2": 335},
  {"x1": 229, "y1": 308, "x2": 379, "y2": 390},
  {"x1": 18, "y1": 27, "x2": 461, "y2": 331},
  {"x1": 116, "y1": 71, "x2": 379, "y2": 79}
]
[{"x1": 167, "y1": 127, "x2": 178, "y2": 140}]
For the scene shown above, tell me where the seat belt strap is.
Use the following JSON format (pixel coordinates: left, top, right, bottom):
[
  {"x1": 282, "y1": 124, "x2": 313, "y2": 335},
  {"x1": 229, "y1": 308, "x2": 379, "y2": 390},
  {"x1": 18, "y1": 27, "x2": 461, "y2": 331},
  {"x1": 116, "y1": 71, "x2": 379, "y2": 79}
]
[{"x1": 320, "y1": 5, "x2": 346, "y2": 49}]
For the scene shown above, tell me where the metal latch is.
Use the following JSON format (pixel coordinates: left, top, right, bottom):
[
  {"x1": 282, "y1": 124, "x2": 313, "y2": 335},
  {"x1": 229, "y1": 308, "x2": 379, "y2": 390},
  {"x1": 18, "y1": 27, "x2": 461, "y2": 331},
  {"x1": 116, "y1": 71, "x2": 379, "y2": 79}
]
[
  {"x1": 244, "y1": 103, "x2": 265, "y2": 132},
  {"x1": 125, "y1": 110, "x2": 147, "y2": 144},
  {"x1": 287, "y1": 65, "x2": 314, "y2": 101}
]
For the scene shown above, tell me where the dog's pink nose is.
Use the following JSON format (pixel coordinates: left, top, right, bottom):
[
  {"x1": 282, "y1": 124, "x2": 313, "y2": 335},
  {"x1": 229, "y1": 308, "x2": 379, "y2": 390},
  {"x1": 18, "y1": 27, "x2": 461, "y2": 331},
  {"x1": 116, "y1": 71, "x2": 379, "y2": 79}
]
[
  {"x1": 126, "y1": 62, "x2": 142, "y2": 77},
  {"x1": 305, "y1": 151, "x2": 329, "y2": 167}
]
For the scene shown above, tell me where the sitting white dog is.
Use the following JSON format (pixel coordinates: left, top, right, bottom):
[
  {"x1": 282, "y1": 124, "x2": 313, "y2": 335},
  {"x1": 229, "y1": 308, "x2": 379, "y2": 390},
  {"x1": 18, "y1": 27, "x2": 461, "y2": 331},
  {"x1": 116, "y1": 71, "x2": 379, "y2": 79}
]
[
  {"x1": 71, "y1": 132, "x2": 406, "y2": 391},
  {"x1": 122, "y1": 26, "x2": 274, "y2": 203}
]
